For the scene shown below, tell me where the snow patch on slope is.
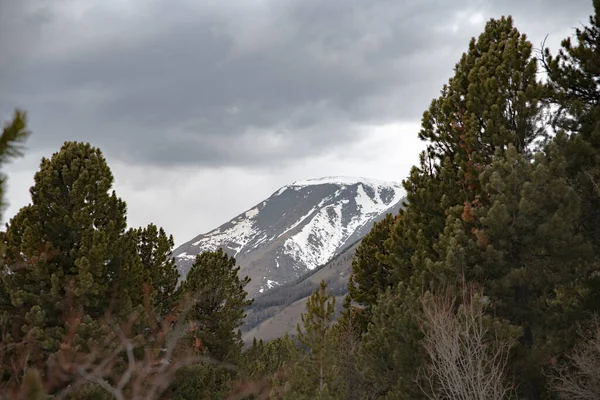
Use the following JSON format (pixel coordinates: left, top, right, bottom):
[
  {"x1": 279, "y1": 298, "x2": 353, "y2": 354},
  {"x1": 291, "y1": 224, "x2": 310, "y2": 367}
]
[
  {"x1": 281, "y1": 181, "x2": 404, "y2": 270},
  {"x1": 278, "y1": 194, "x2": 336, "y2": 238},
  {"x1": 176, "y1": 251, "x2": 195, "y2": 260},
  {"x1": 283, "y1": 203, "x2": 346, "y2": 270},
  {"x1": 191, "y1": 216, "x2": 259, "y2": 256},
  {"x1": 279, "y1": 206, "x2": 318, "y2": 237},
  {"x1": 356, "y1": 184, "x2": 383, "y2": 214}
]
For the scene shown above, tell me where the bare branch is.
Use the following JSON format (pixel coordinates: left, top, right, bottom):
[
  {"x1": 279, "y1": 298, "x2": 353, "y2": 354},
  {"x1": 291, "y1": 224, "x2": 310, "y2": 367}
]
[
  {"x1": 583, "y1": 171, "x2": 600, "y2": 198},
  {"x1": 418, "y1": 281, "x2": 519, "y2": 400},
  {"x1": 0, "y1": 285, "x2": 236, "y2": 400},
  {"x1": 549, "y1": 316, "x2": 600, "y2": 400}
]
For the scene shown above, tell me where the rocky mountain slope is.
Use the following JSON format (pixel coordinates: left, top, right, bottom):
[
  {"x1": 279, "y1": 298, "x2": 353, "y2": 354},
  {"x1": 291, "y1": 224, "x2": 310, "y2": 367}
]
[{"x1": 173, "y1": 176, "x2": 405, "y2": 297}]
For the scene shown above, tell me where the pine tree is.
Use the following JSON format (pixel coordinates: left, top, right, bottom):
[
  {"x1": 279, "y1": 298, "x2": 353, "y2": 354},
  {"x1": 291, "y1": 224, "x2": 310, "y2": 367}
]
[
  {"x1": 240, "y1": 333, "x2": 298, "y2": 379},
  {"x1": 239, "y1": 337, "x2": 266, "y2": 380},
  {"x1": 428, "y1": 140, "x2": 595, "y2": 399},
  {"x1": 0, "y1": 110, "x2": 30, "y2": 316},
  {"x1": 297, "y1": 280, "x2": 336, "y2": 391},
  {"x1": 181, "y1": 248, "x2": 251, "y2": 363},
  {"x1": 402, "y1": 4, "x2": 600, "y2": 396},
  {"x1": 407, "y1": 12, "x2": 599, "y2": 393},
  {"x1": 544, "y1": 0, "x2": 600, "y2": 137},
  {"x1": 359, "y1": 16, "x2": 548, "y2": 400},
  {"x1": 135, "y1": 223, "x2": 180, "y2": 317},
  {"x1": 543, "y1": 0, "x2": 600, "y2": 285},
  {"x1": 0, "y1": 110, "x2": 30, "y2": 218},
  {"x1": 166, "y1": 250, "x2": 251, "y2": 400},
  {"x1": 389, "y1": 15, "x2": 545, "y2": 289},
  {"x1": 1, "y1": 142, "x2": 144, "y2": 356},
  {"x1": 347, "y1": 213, "x2": 396, "y2": 332},
  {"x1": 296, "y1": 280, "x2": 340, "y2": 399},
  {"x1": 358, "y1": 285, "x2": 424, "y2": 400},
  {"x1": 285, "y1": 280, "x2": 344, "y2": 400},
  {"x1": 296, "y1": 280, "x2": 336, "y2": 398}
]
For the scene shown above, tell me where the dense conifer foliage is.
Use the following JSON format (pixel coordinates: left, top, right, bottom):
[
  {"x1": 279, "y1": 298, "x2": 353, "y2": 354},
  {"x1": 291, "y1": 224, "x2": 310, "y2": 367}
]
[{"x1": 135, "y1": 223, "x2": 181, "y2": 317}]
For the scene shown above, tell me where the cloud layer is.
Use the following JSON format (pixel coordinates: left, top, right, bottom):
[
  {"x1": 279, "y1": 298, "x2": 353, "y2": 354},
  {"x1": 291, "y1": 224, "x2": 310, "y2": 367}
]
[{"x1": 0, "y1": 0, "x2": 593, "y2": 242}]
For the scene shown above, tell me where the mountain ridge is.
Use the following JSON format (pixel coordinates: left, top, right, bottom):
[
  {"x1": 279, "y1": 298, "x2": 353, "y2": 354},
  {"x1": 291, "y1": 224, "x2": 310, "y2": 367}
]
[{"x1": 173, "y1": 176, "x2": 405, "y2": 297}]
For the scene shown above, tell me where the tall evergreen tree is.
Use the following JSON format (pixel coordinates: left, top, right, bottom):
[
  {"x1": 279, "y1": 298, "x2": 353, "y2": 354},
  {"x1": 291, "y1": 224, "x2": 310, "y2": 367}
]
[
  {"x1": 543, "y1": 0, "x2": 600, "y2": 286},
  {"x1": 285, "y1": 280, "x2": 344, "y2": 400},
  {"x1": 388, "y1": 15, "x2": 545, "y2": 289},
  {"x1": 398, "y1": 16, "x2": 594, "y2": 398},
  {"x1": 1, "y1": 142, "x2": 144, "y2": 356},
  {"x1": 166, "y1": 250, "x2": 251, "y2": 400},
  {"x1": 181, "y1": 248, "x2": 251, "y2": 363},
  {"x1": 360, "y1": 16, "x2": 548, "y2": 400},
  {"x1": 135, "y1": 223, "x2": 180, "y2": 316},
  {"x1": 431, "y1": 142, "x2": 594, "y2": 398}
]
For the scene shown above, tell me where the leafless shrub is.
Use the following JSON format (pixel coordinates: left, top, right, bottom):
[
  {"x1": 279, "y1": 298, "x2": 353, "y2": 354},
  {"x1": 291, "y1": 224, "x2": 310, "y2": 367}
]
[
  {"x1": 418, "y1": 281, "x2": 519, "y2": 400},
  {"x1": 549, "y1": 316, "x2": 600, "y2": 400}
]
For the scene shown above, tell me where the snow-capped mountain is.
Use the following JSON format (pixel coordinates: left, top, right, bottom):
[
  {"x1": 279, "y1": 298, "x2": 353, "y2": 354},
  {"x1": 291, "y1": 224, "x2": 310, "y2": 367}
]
[{"x1": 172, "y1": 176, "x2": 405, "y2": 297}]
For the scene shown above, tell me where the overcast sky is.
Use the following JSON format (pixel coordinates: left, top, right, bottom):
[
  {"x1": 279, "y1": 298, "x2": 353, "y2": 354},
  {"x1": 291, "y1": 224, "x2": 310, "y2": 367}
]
[{"x1": 0, "y1": 0, "x2": 593, "y2": 246}]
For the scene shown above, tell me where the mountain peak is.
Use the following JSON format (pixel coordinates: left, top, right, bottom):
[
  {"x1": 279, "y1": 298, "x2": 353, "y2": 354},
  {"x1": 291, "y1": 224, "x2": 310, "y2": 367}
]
[
  {"x1": 173, "y1": 176, "x2": 405, "y2": 297},
  {"x1": 288, "y1": 176, "x2": 402, "y2": 188}
]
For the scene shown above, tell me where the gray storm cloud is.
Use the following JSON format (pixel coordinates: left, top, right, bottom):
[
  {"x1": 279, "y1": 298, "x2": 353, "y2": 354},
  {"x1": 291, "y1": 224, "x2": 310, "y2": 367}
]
[
  {"x1": 0, "y1": 0, "x2": 593, "y2": 242},
  {"x1": 3, "y1": 0, "x2": 587, "y2": 168}
]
